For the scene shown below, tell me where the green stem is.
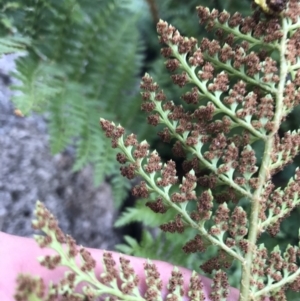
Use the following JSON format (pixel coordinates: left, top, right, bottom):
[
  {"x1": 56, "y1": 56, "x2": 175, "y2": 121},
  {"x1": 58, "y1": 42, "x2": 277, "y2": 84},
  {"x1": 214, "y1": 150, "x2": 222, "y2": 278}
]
[{"x1": 238, "y1": 16, "x2": 289, "y2": 301}]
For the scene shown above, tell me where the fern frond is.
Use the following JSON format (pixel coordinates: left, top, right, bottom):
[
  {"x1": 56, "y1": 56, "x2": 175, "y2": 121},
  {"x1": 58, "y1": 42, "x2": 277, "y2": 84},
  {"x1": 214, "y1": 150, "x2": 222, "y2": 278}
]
[
  {"x1": 0, "y1": 35, "x2": 29, "y2": 55},
  {"x1": 11, "y1": 57, "x2": 63, "y2": 114},
  {"x1": 116, "y1": 229, "x2": 202, "y2": 272},
  {"x1": 115, "y1": 199, "x2": 176, "y2": 228}
]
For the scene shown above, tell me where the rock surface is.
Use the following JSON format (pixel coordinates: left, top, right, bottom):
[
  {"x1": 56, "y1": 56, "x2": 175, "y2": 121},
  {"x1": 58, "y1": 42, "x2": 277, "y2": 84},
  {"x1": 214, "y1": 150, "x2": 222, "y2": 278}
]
[{"x1": 0, "y1": 54, "x2": 121, "y2": 249}]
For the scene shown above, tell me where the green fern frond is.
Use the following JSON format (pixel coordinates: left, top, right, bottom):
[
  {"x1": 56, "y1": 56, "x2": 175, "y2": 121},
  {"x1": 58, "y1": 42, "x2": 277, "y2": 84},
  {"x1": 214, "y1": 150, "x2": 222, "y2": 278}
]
[
  {"x1": 115, "y1": 199, "x2": 202, "y2": 269},
  {"x1": 11, "y1": 58, "x2": 63, "y2": 114},
  {"x1": 115, "y1": 199, "x2": 176, "y2": 228},
  {"x1": 116, "y1": 229, "x2": 201, "y2": 271},
  {"x1": 0, "y1": 35, "x2": 29, "y2": 55}
]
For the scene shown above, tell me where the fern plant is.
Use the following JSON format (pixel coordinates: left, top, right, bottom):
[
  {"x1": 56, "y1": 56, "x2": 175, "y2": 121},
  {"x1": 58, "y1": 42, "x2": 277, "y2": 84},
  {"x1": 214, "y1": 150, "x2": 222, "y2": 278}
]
[{"x1": 14, "y1": 0, "x2": 300, "y2": 300}]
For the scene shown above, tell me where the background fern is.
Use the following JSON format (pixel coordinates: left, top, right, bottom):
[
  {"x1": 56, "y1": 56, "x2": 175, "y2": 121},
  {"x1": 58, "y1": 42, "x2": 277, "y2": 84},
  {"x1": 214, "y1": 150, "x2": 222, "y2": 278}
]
[
  {"x1": 115, "y1": 199, "x2": 199, "y2": 269},
  {"x1": 0, "y1": 0, "x2": 147, "y2": 206}
]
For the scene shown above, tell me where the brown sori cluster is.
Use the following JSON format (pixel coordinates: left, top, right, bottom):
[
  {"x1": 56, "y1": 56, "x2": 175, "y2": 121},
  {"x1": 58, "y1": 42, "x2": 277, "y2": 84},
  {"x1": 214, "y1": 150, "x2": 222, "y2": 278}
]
[
  {"x1": 143, "y1": 262, "x2": 163, "y2": 301},
  {"x1": 209, "y1": 203, "x2": 230, "y2": 237},
  {"x1": 222, "y1": 143, "x2": 239, "y2": 174},
  {"x1": 238, "y1": 145, "x2": 258, "y2": 179},
  {"x1": 32, "y1": 202, "x2": 79, "y2": 264},
  {"x1": 235, "y1": 92, "x2": 257, "y2": 120},
  {"x1": 79, "y1": 248, "x2": 96, "y2": 272},
  {"x1": 192, "y1": 190, "x2": 213, "y2": 221},
  {"x1": 214, "y1": 186, "x2": 239, "y2": 204},
  {"x1": 146, "y1": 197, "x2": 168, "y2": 214},
  {"x1": 188, "y1": 272, "x2": 205, "y2": 301},
  {"x1": 181, "y1": 86, "x2": 200, "y2": 105},
  {"x1": 140, "y1": 73, "x2": 165, "y2": 122},
  {"x1": 181, "y1": 156, "x2": 202, "y2": 176},
  {"x1": 251, "y1": 243, "x2": 300, "y2": 295},
  {"x1": 228, "y1": 206, "x2": 248, "y2": 239},
  {"x1": 223, "y1": 80, "x2": 246, "y2": 107},
  {"x1": 196, "y1": 6, "x2": 282, "y2": 42},
  {"x1": 14, "y1": 276, "x2": 45, "y2": 301},
  {"x1": 266, "y1": 168, "x2": 300, "y2": 236},
  {"x1": 144, "y1": 150, "x2": 162, "y2": 173},
  {"x1": 102, "y1": 117, "x2": 182, "y2": 198},
  {"x1": 271, "y1": 132, "x2": 300, "y2": 174},
  {"x1": 156, "y1": 160, "x2": 178, "y2": 187},
  {"x1": 258, "y1": 181, "x2": 275, "y2": 223},
  {"x1": 182, "y1": 234, "x2": 207, "y2": 253},
  {"x1": 200, "y1": 250, "x2": 231, "y2": 274},
  {"x1": 204, "y1": 133, "x2": 226, "y2": 161},
  {"x1": 209, "y1": 270, "x2": 229, "y2": 301},
  {"x1": 197, "y1": 174, "x2": 218, "y2": 190},
  {"x1": 40, "y1": 254, "x2": 62, "y2": 270},
  {"x1": 32, "y1": 202, "x2": 65, "y2": 245},
  {"x1": 158, "y1": 127, "x2": 171, "y2": 143},
  {"x1": 270, "y1": 289, "x2": 286, "y2": 301},
  {"x1": 160, "y1": 214, "x2": 185, "y2": 233},
  {"x1": 251, "y1": 245, "x2": 268, "y2": 291},
  {"x1": 171, "y1": 172, "x2": 197, "y2": 203},
  {"x1": 100, "y1": 252, "x2": 119, "y2": 284},
  {"x1": 119, "y1": 257, "x2": 139, "y2": 294},
  {"x1": 100, "y1": 119, "x2": 125, "y2": 148},
  {"x1": 283, "y1": 0, "x2": 300, "y2": 23},
  {"x1": 289, "y1": 275, "x2": 300, "y2": 292},
  {"x1": 167, "y1": 269, "x2": 184, "y2": 297},
  {"x1": 157, "y1": 21, "x2": 197, "y2": 54},
  {"x1": 132, "y1": 181, "x2": 150, "y2": 198}
]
